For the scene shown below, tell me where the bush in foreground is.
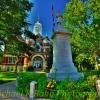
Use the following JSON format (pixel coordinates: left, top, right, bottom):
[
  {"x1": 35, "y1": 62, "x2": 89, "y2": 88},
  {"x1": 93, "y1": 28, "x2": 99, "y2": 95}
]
[
  {"x1": 17, "y1": 72, "x2": 47, "y2": 96},
  {"x1": 17, "y1": 71, "x2": 100, "y2": 99}
]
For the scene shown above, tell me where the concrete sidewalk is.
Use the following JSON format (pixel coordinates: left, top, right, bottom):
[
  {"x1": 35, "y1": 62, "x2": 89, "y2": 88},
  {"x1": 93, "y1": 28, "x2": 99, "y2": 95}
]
[{"x1": 0, "y1": 81, "x2": 51, "y2": 100}]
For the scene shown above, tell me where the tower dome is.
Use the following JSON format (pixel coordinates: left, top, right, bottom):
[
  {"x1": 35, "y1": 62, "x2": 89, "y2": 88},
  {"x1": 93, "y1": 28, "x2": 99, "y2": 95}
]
[{"x1": 33, "y1": 20, "x2": 42, "y2": 36}]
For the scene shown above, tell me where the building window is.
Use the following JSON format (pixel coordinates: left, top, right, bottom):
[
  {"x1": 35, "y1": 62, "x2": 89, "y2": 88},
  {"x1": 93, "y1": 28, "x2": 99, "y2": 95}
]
[{"x1": 7, "y1": 57, "x2": 15, "y2": 64}]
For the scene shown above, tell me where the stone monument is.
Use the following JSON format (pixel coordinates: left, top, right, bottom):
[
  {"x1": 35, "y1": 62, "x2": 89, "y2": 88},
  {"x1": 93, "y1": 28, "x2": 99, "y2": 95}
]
[{"x1": 48, "y1": 13, "x2": 84, "y2": 81}]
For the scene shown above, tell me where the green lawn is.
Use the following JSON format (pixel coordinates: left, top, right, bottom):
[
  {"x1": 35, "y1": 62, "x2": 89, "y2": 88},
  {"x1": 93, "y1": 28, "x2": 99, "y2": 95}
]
[
  {"x1": 0, "y1": 72, "x2": 16, "y2": 84},
  {"x1": 0, "y1": 71, "x2": 45, "y2": 84}
]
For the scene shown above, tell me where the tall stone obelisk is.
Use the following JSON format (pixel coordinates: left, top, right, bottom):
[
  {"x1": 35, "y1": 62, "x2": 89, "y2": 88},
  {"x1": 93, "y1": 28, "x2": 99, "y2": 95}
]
[{"x1": 48, "y1": 14, "x2": 84, "y2": 81}]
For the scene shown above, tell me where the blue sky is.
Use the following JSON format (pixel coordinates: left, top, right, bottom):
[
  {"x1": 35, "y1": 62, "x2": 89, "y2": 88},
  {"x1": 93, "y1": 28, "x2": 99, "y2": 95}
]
[{"x1": 27, "y1": 0, "x2": 70, "y2": 38}]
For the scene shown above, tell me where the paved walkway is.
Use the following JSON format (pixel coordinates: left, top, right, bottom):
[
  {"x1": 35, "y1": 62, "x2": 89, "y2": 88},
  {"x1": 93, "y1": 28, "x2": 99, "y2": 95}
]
[
  {"x1": 0, "y1": 81, "x2": 28, "y2": 100},
  {"x1": 0, "y1": 81, "x2": 16, "y2": 90},
  {"x1": 0, "y1": 81, "x2": 50, "y2": 100}
]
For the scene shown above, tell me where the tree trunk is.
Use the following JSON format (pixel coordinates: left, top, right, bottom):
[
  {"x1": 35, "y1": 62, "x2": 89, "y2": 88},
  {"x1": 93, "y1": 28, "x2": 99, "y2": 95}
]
[
  {"x1": 15, "y1": 58, "x2": 20, "y2": 73},
  {"x1": 15, "y1": 53, "x2": 23, "y2": 73}
]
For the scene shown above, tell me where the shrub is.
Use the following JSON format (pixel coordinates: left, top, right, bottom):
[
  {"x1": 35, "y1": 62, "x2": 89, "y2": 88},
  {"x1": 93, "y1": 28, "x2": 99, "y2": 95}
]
[
  {"x1": 84, "y1": 70, "x2": 100, "y2": 77},
  {"x1": 26, "y1": 65, "x2": 34, "y2": 72},
  {"x1": 17, "y1": 71, "x2": 100, "y2": 99},
  {"x1": 17, "y1": 72, "x2": 47, "y2": 96}
]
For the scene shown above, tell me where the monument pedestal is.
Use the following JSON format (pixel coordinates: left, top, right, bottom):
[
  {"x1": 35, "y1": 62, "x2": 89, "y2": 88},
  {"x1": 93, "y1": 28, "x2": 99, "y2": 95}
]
[{"x1": 48, "y1": 32, "x2": 84, "y2": 81}]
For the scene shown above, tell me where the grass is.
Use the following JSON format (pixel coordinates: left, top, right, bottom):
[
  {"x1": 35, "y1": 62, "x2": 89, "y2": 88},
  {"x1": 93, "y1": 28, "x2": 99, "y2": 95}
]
[
  {"x1": 0, "y1": 71, "x2": 46, "y2": 84},
  {"x1": 0, "y1": 72, "x2": 17, "y2": 84}
]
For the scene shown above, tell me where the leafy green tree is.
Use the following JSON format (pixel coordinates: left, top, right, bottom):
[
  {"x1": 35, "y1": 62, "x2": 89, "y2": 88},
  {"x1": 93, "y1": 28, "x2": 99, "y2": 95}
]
[
  {"x1": 63, "y1": 0, "x2": 100, "y2": 70},
  {"x1": 0, "y1": 0, "x2": 32, "y2": 39},
  {"x1": 47, "y1": 44, "x2": 53, "y2": 72},
  {"x1": 0, "y1": 0, "x2": 33, "y2": 72},
  {"x1": 0, "y1": 50, "x2": 3, "y2": 64}
]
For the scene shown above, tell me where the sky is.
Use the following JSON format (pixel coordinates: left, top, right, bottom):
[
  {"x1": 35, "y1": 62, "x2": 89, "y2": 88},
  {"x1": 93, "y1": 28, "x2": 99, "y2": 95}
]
[{"x1": 27, "y1": 0, "x2": 70, "y2": 38}]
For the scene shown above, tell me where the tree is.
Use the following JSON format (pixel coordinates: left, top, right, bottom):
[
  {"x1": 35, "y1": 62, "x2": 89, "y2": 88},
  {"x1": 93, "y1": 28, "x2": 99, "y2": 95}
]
[
  {"x1": 0, "y1": 0, "x2": 33, "y2": 72},
  {"x1": 63, "y1": 0, "x2": 100, "y2": 70},
  {"x1": 0, "y1": 0, "x2": 33, "y2": 39},
  {"x1": 47, "y1": 44, "x2": 53, "y2": 72}
]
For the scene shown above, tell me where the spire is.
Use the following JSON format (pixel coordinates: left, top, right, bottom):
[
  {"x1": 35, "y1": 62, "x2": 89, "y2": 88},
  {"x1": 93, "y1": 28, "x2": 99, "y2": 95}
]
[{"x1": 33, "y1": 16, "x2": 42, "y2": 36}]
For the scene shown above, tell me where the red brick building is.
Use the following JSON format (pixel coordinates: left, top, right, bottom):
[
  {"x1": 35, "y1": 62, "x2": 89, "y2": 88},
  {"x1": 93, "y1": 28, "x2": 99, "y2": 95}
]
[{"x1": 2, "y1": 20, "x2": 51, "y2": 71}]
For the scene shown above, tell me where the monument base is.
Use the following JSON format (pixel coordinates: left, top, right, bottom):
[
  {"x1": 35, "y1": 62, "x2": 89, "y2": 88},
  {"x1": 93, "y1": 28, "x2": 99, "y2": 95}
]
[
  {"x1": 48, "y1": 62, "x2": 84, "y2": 81},
  {"x1": 48, "y1": 72, "x2": 84, "y2": 81}
]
